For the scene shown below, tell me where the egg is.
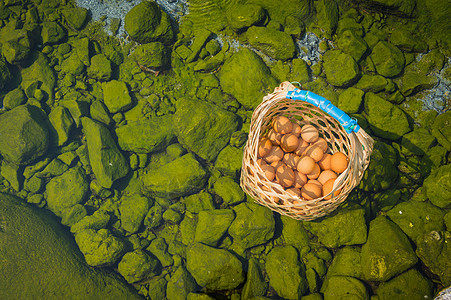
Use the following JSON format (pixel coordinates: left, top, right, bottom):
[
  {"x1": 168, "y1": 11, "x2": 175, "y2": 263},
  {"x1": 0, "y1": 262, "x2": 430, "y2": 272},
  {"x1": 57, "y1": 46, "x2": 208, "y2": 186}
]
[
  {"x1": 267, "y1": 128, "x2": 282, "y2": 145},
  {"x1": 317, "y1": 170, "x2": 337, "y2": 185},
  {"x1": 318, "y1": 153, "x2": 332, "y2": 170},
  {"x1": 296, "y1": 156, "x2": 316, "y2": 174},
  {"x1": 257, "y1": 158, "x2": 266, "y2": 167},
  {"x1": 283, "y1": 153, "x2": 300, "y2": 169},
  {"x1": 271, "y1": 160, "x2": 285, "y2": 173},
  {"x1": 276, "y1": 164, "x2": 295, "y2": 188},
  {"x1": 294, "y1": 171, "x2": 308, "y2": 188},
  {"x1": 313, "y1": 138, "x2": 328, "y2": 153},
  {"x1": 264, "y1": 146, "x2": 284, "y2": 163},
  {"x1": 281, "y1": 133, "x2": 299, "y2": 152},
  {"x1": 291, "y1": 122, "x2": 302, "y2": 137},
  {"x1": 307, "y1": 179, "x2": 322, "y2": 187},
  {"x1": 306, "y1": 163, "x2": 321, "y2": 180},
  {"x1": 273, "y1": 116, "x2": 293, "y2": 134},
  {"x1": 286, "y1": 187, "x2": 301, "y2": 197},
  {"x1": 301, "y1": 182, "x2": 322, "y2": 200},
  {"x1": 261, "y1": 164, "x2": 276, "y2": 181},
  {"x1": 322, "y1": 178, "x2": 342, "y2": 200},
  {"x1": 330, "y1": 152, "x2": 349, "y2": 173},
  {"x1": 258, "y1": 138, "x2": 272, "y2": 157},
  {"x1": 304, "y1": 144, "x2": 324, "y2": 162},
  {"x1": 294, "y1": 138, "x2": 309, "y2": 156},
  {"x1": 301, "y1": 124, "x2": 319, "y2": 143}
]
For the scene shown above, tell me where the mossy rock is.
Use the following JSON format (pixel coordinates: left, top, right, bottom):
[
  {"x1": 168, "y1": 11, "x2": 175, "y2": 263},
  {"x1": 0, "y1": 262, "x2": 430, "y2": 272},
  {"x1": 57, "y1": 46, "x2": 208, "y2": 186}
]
[
  {"x1": 354, "y1": 74, "x2": 387, "y2": 93},
  {"x1": 313, "y1": 0, "x2": 339, "y2": 38},
  {"x1": 326, "y1": 246, "x2": 362, "y2": 278},
  {"x1": 117, "y1": 249, "x2": 161, "y2": 284},
  {"x1": 87, "y1": 54, "x2": 112, "y2": 81},
  {"x1": 336, "y1": 30, "x2": 368, "y2": 62},
  {"x1": 120, "y1": 193, "x2": 153, "y2": 234},
  {"x1": 431, "y1": 111, "x2": 451, "y2": 151},
  {"x1": 48, "y1": 106, "x2": 74, "y2": 147},
  {"x1": 61, "y1": 7, "x2": 89, "y2": 30},
  {"x1": 390, "y1": 28, "x2": 428, "y2": 53},
  {"x1": 321, "y1": 276, "x2": 369, "y2": 299},
  {"x1": 2, "y1": 88, "x2": 26, "y2": 110},
  {"x1": 241, "y1": 258, "x2": 267, "y2": 299},
  {"x1": 400, "y1": 127, "x2": 436, "y2": 155},
  {"x1": 214, "y1": 145, "x2": 243, "y2": 179},
  {"x1": 194, "y1": 209, "x2": 235, "y2": 246},
  {"x1": 246, "y1": 26, "x2": 296, "y2": 61},
  {"x1": 370, "y1": 41, "x2": 405, "y2": 78},
  {"x1": 21, "y1": 51, "x2": 56, "y2": 102},
  {"x1": 377, "y1": 268, "x2": 433, "y2": 300},
  {"x1": 132, "y1": 42, "x2": 169, "y2": 71},
  {"x1": 213, "y1": 176, "x2": 245, "y2": 205},
  {"x1": 166, "y1": 266, "x2": 198, "y2": 300},
  {"x1": 337, "y1": 87, "x2": 364, "y2": 114},
  {"x1": 423, "y1": 164, "x2": 451, "y2": 208},
  {"x1": 40, "y1": 21, "x2": 66, "y2": 45},
  {"x1": 226, "y1": 4, "x2": 266, "y2": 31},
  {"x1": 323, "y1": 50, "x2": 360, "y2": 87},
  {"x1": 102, "y1": 80, "x2": 133, "y2": 113}
]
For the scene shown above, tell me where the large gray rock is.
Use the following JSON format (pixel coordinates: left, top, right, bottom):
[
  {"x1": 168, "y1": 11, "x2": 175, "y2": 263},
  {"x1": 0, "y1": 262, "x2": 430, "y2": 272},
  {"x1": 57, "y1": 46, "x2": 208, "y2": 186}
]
[{"x1": 0, "y1": 193, "x2": 140, "y2": 299}]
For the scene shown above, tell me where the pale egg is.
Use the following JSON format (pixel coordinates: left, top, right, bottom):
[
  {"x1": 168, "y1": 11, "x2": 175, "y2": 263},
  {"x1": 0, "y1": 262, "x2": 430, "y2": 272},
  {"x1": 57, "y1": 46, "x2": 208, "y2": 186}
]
[
  {"x1": 276, "y1": 164, "x2": 295, "y2": 188},
  {"x1": 301, "y1": 182, "x2": 322, "y2": 200},
  {"x1": 294, "y1": 171, "x2": 308, "y2": 188},
  {"x1": 306, "y1": 163, "x2": 321, "y2": 180},
  {"x1": 296, "y1": 156, "x2": 316, "y2": 174},
  {"x1": 330, "y1": 152, "x2": 349, "y2": 173},
  {"x1": 301, "y1": 124, "x2": 319, "y2": 143},
  {"x1": 264, "y1": 146, "x2": 284, "y2": 163},
  {"x1": 273, "y1": 116, "x2": 293, "y2": 134},
  {"x1": 317, "y1": 170, "x2": 337, "y2": 185},
  {"x1": 281, "y1": 133, "x2": 299, "y2": 152},
  {"x1": 322, "y1": 178, "x2": 342, "y2": 200},
  {"x1": 258, "y1": 138, "x2": 272, "y2": 157},
  {"x1": 268, "y1": 128, "x2": 282, "y2": 145},
  {"x1": 313, "y1": 138, "x2": 328, "y2": 153},
  {"x1": 304, "y1": 144, "x2": 324, "y2": 162},
  {"x1": 318, "y1": 153, "x2": 332, "y2": 170}
]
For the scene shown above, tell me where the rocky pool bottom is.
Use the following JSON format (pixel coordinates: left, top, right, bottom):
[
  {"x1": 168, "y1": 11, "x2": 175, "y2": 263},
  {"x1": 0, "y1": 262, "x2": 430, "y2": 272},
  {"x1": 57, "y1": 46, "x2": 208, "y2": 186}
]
[{"x1": 0, "y1": 0, "x2": 450, "y2": 299}]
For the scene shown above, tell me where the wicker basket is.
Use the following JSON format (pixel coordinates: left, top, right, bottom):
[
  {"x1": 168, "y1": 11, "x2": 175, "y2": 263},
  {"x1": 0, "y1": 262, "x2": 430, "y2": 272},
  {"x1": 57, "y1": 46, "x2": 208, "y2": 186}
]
[{"x1": 240, "y1": 82, "x2": 374, "y2": 221}]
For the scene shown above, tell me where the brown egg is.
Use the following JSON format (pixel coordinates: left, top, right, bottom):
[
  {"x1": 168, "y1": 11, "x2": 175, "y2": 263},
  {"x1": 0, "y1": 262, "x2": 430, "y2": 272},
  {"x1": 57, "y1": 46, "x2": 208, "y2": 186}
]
[
  {"x1": 257, "y1": 158, "x2": 266, "y2": 167},
  {"x1": 313, "y1": 138, "x2": 328, "y2": 153},
  {"x1": 267, "y1": 128, "x2": 282, "y2": 145},
  {"x1": 301, "y1": 182, "x2": 322, "y2": 200},
  {"x1": 318, "y1": 153, "x2": 332, "y2": 170},
  {"x1": 273, "y1": 116, "x2": 293, "y2": 134},
  {"x1": 304, "y1": 144, "x2": 324, "y2": 162},
  {"x1": 323, "y1": 178, "x2": 342, "y2": 200},
  {"x1": 264, "y1": 146, "x2": 284, "y2": 163},
  {"x1": 258, "y1": 138, "x2": 273, "y2": 157},
  {"x1": 301, "y1": 124, "x2": 319, "y2": 143},
  {"x1": 330, "y1": 152, "x2": 349, "y2": 173},
  {"x1": 296, "y1": 156, "x2": 316, "y2": 174},
  {"x1": 261, "y1": 164, "x2": 276, "y2": 181},
  {"x1": 291, "y1": 123, "x2": 302, "y2": 137},
  {"x1": 293, "y1": 171, "x2": 308, "y2": 188},
  {"x1": 307, "y1": 179, "x2": 322, "y2": 187},
  {"x1": 294, "y1": 138, "x2": 309, "y2": 156},
  {"x1": 276, "y1": 164, "x2": 295, "y2": 188},
  {"x1": 271, "y1": 160, "x2": 284, "y2": 171},
  {"x1": 283, "y1": 153, "x2": 301, "y2": 169},
  {"x1": 306, "y1": 163, "x2": 321, "y2": 180},
  {"x1": 281, "y1": 133, "x2": 299, "y2": 152},
  {"x1": 286, "y1": 187, "x2": 301, "y2": 197},
  {"x1": 317, "y1": 170, "x2": 337, "y2": 185}
]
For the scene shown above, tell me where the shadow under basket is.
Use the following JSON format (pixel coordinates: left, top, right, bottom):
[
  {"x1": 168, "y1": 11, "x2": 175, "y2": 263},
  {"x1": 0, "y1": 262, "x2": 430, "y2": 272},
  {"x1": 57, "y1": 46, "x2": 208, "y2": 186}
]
[{"x1": 240, "y1": 82, "x2": 374, "y2": 221}]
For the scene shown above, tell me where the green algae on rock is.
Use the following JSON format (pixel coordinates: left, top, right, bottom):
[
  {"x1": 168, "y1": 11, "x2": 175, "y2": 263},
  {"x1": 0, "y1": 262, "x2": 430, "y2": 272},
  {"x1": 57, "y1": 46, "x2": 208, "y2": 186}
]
[
  {"x1": 423, "y1": 164, "x2": 451, "y2": 208},
  {"x1": 213, "y1": 176, "x2": 245, "y2": 205},
  {"x1": 376, "y1": 268, "x2": 433, "y2": 300},
  {"x1": 326, "y1": 246, "x2": 362, "y2": 279},
  {"x1": 0, "y1": 104, "x2": 49, "y2": 165},
  {"x1": 226, "y1": 4, "x2": 266, "y2": 31},
  {"x1": 166, "y1": 266, "x2": 198, "y2": 300},
  {"x1": 321, "y1": 275, "x2": 369, "y2": 300},
  {"x1": 102, "y1": 80, "x2": 134, "y2": 113},
  {"x1": 323, "y1": 50, "x2": 360, "y2": 87},
  {"x1": 337, "y1": 87, "x2": 364, "y2": 114},
  {"x1": 400, "y1": 127, "x2": 436, "y2": 156},
  {"x1": 118, "y1": 249, "x2": 161, "y2": 284},
  {"x1": 0, "y1": 193, "x2": 141, "y2": 299},
  {"x1": 120, "y1": 193, "x2": 153, "y2": 234},
  {"x1": 311, "y1": 0, "x2": 339, "y2": 38},
  {"x1": 246, "y1": 26, "x2": 296, "y2": 61},
  {"x1": 241, "y1": 258, "x2": 267, "y2": 299},
  {"x1": 194, "y1": 209, "x2": 235, "y2": 247},
  {"x1": 21, "y1": 51, "x2": 56, "y2": 102},
  {"x1": 337, "y1": 30, "x2": 369, "y2": 62},
  {"x1": 182, "y1": 191, "x2": 216, "y2": 214},
  {"x1": 87, "y1": 54, "x2": 113, "y2": 81},
  {"x1": 81, "y1": 117, "x2": 129, "y2": 188},
  {"x1": 186, "y1": 242, "x2": 244, "y2": 290},
  {"x1": 48, "y1": 106, "x2": 74, "y2": 146},
  {"x1": 132, "y1": 42, "x2": 169, "y2": 71},
  {"x1": 2, "y1": 88, "x2": 27, "y2": 110},
  {"x1": 214, "y1": 145, "x2": 243, "y2": 179},
  {"x1": 370, "y1": 41, "x2": 405, "y2": 78}
]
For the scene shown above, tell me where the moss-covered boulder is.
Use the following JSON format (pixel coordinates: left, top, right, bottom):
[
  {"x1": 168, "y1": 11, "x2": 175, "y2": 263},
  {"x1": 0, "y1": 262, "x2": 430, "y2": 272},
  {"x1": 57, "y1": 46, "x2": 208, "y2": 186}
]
[
  {"x1": 117, "y1": 249, "x2": 161, "y2": 284},
  {"x1": 226, "y1": 4, "x2": 266, "y2": 31},
  {"x1": 21, "y1": 52, "x2": 56, "y2": 102},
  {"x1": 41, "y1": 21, "x2": 66, "y2": 45},
  {"x1": 280, "y1": 215, "x2": 310, "y2": 255},
  {"x1": 2, "y1": 40, "x2": 31, "y2": 65},
  {"x1": 400, "y1": 127, "x2": 436, "y2": 155},
  {"x1": 218, "y1": 48, "x2": 278, "y2": 109},
  {"x1": 186, "y1": 243, "x2": 244, "y2": 290},
  {"x1": 61, "y1": 7, "x2": 89, "y2": 30},
  {"x1": 370, "y1": 41, "x2": 405, "y2": 78},
  {"x1": 0, "y1": 104, "x2": 49, "y2": 165},
  {"x1": 361, "y1": 216, "x2": 418, "y2": 282},
  {"x1": 116, "y1": 116, "x2": 175, "y2": 154},
  {"x1": 266, "y1": 245, "x2": 308, "y2": 299},
  {"x1": 90, "y1": 100, "x2": 113, "y2": 126},
  {"x1": 246, "y1": 26, "x2": 296, "y2": 61},
  {"x1": 213, "y1": 176, "x2": 245, "y2": 205},
  {"x1": 182, "y1": 191, "x2": 216, "y2": 214},
  {"x1": 166, "y1": 266, "x2": 198, "y2": 300},
  {"x1": 132, "y1": 42, "x2": 169, "y2": 71},
  {"x1": 102, "y1": 80, "x2": 133, "y2": 113},
  {"x1": 313, "y1": 0, "x2": 339, "y2": 38},
  {"x1": 141, "y1": 153, "x2": 208, "y2": 199},
  {"x1": 390, "y1": 28, "x2": 427, "y2": 53},
  {"x1": 397, "y1": 72, "x2": 439, "y2": 96},
  {"x1": 321, "y1": 276, "x2": 369, "y2": 299},
  {"x1": 0, "y1": 59, "x2": 11, "y2": 89},
  {"x1": 353, "y1": 0, "x2": 416, "y2": 16},
  {"x1": 241, "y1": 258, "x2": 267, "y2": 299},
  {"x1": 124, "y1": 1, "x2": 174, "y2": 44},
  {"x1": 81, "y1": 117, "x2": 129, "y2": 188},
  {"x1": 48, "y1": 106, "x2": 74, "y2": 146},
  {"x1": 323, "y1": 50, "x2": 360, "y2": 87},
  {"x1": 364, "y1": 92, "x2": 410, "y2": 140},
  {"x1": 0, "y1": 193, "x2": 140, "y2": 299},
  {"x1": 87, "y1": 54, "x2": 112, "y2": 81},
  {"x1": 423, "y1": 164, "x2": 451, "y2": 208},
  {"x1": 376, "y1": 268, "x2": 433, "y2": 300},
  {"x1": 0, "y1": 28, "x2": 31, "y2": 65},
  {"x1": 431, "y1": 111, "x2": 451, "y2": 151},
  {"x1": 326, "y1": 246, "x2": 362, "y2": 278},
  {"x1": 337, "y1": 87, "x2": 364, "y2": 114},
  {"x1": 70, "y1": 210, "x2": 110, "y2": 233},
  {"x1": 337, "y1": 30, "x2": 368, "y2": 62},
  {"x1": 173, "y1": 97, "x2": 239, "y2": 162},
  {"x1": 214, "y1": 145, "x2": 243, "y2": 178},
  {"x1": 304, "y1": 209, "x2": 367, "y2": 248},
  {"x1": 2, "y1": 88, "x2": 27, "y2": 110},
  {"x1": 194, "y1": 209, "x2": 235, "y2": 246},
  {"x1": 228, "y1": 202, "x2": 275, "y2": 249},
  {"x1": 354, "y1": 74, "x2": 388, "y2": 93},
  {"x1": 120, "y1": 193, "x2": 153, "y2": 234},
  {"x1": 147, "y1": 237, "x2": 173, "y2": 267}
]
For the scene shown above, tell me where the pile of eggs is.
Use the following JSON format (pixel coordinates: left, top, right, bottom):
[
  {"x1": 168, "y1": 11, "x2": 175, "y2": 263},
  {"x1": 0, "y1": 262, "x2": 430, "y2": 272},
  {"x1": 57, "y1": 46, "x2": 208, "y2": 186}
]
[{"x1": 257, "y1": 116, "x2": 349, "y2": 201}]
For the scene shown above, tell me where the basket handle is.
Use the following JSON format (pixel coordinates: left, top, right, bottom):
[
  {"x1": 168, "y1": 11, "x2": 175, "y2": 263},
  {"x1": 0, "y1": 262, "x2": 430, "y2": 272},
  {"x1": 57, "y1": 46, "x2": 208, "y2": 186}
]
[{"x1": 286, "y1": 89, "x2": 360, "y2": 134}]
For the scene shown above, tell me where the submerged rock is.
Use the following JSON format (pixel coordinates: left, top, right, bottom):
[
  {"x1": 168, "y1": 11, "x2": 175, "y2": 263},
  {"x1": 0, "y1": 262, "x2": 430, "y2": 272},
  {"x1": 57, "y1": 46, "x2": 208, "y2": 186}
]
[
  {"x1": 321, "y1": 276, "x2": 369, "y2": 300},
  {"x1": 120, "y1": 193, "x2": 153, "y2": 234},
  {"x1": 423, "y1": 164, "x2": 451, "y2": 208},
  {"x1": 241, "y1": 258, "x2": 267, "y2": 299},
  {"x1": 376, "y1": 268, "x2": 433, "y2": 300},
  {"x1": 370, "y1": 41, "x2": 405, "y2": 78},
  {"x1": 194, "y1": 209, "x2": 235, "y2": 246},
  {"x1": 20, "y1": 51, "x2": 56, "y2": 102},
  {"x1": 323, "y1": 50, "x2": 360, "y2": 87},
  {"x1": 48, "y1": 106, "x2": 74, "y2": 146},
  {"x1": 118, "y1": 249, "x2": 161, "y2": 284},
  {"x1": 246, "y1": 26, "x2": 296, "y2": 61},
  {"x1": 226, "y1": 4, "x2": 266, "y2": 31},
  {"x1": 102, "y1": 80, "x2": 133, "y2": 113},
  {"x1": 166, "y1": 266, "x2": 198, "y2": 300},
  {"x1": 326, "y1": 246, "x2": 362, "y2": 278}
]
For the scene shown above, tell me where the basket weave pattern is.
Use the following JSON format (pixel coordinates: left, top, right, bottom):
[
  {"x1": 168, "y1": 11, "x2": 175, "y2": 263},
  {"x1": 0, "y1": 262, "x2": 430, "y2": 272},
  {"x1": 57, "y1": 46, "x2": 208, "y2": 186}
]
[{"x1": 240, "y1": 82, "x2": 373, "y2": 221}]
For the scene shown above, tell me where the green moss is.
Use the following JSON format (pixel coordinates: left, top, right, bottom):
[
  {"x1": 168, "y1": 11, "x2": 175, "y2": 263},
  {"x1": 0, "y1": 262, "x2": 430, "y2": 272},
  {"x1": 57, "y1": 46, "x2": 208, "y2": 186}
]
[
  {"x1": 118, "y1": 249, "x2": 161, "y2": 283},
  {"x1": 246, "y1": 26, "x2": 296, "y2": 61},
  {"x1": 323, "y1": 50, "x2": 360, "y2": 87}
]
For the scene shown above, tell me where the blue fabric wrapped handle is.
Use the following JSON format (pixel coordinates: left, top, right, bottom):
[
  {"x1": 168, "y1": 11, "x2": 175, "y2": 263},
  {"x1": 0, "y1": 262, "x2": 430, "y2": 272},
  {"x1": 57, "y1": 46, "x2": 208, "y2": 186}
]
[{"x1": 286, "y1": 89, "x2": 360, "y2": 134}]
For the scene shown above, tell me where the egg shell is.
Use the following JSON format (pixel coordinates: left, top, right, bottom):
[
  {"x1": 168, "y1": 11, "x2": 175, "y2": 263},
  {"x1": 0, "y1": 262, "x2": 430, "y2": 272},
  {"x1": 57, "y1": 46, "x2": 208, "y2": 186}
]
[
  {"x1": 261, "y1": 164, "x2": 276, "y2": 181},
  {"x1": 274, "y1": 116, "x2": 293, "y2": 134},
  {"x1": 291, "y1": 123, "x2": 302, "y2": 137},
  {"x1": 306, "y1": 163, "x2": 321, "y2": 180},
  {"x1": 301, "y1": 182, "x2": 322, "y2": 200},
  {"x1": 264, "y1": 146, "x2": 284, "y2": 163},
  {"x1": 307, "y1": 179, "x2": 322, "y2": 187},
  {"x1": 276, "y1": 164, "x2": 295, "y2": 188},
  {"x1": 330, "y1": 152, "x2": 349, "y2": 173},
  {"x1": 270, "y1": 160, "x2": 285, "y2": 173},
  {"x1": 313, "y1": 138, "x2": 328, "y2": 153},
  {"x1": 317, "y1": 170, "x2": 338, "y2": 185},
  {"x1": 258, "y1": 138, "x2": 273, "y2": 157},
  {"x1": 318, "y1": 153, "x2": 332, "y2": 170},
  {"x1": 286, "y1": 187, "x2": 301, "y2": 197},
  {"x1": 304, "y1": 144, "x2": 324, "y2": 162},
  {"x1": 294, "y1": 138, "x2": 309, "y2": 156},
  {"x1": 294, "y1": 171, "x2": 308, "y2": 188},
  {"x1": 323, "y1": 178, "x2": 342, "y2": 200},
  {"x1": 267, "y1": 128, "x2": 282, "y2": 145},
  {"x1": 281, "y1": 133, "x2": 299, "y2": 152},
  {"x1": 296, "y1": 156, "x2": 316, "y2": 174},
  {"x1": 301, "y1": 124, "x2": 319, "y2": 143},
  {"x1": 283, "y1": 153, "x2": 301, "y2": 169}
]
